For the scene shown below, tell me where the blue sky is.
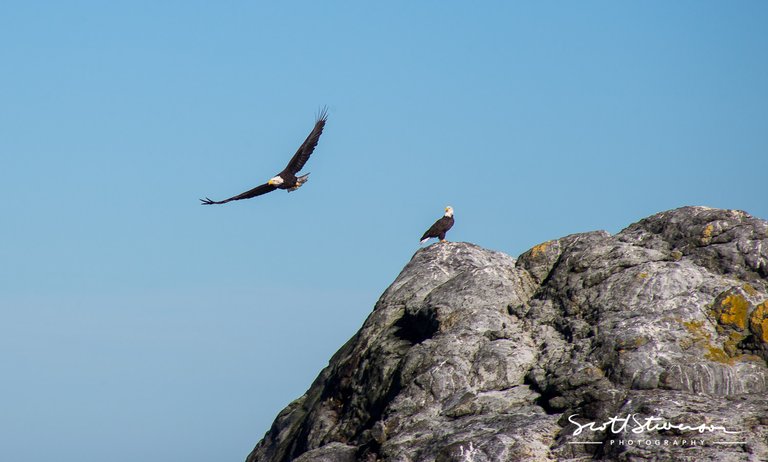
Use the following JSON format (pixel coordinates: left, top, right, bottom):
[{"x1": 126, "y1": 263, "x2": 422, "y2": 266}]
[{"x1": 1, "y1": 2, "x2": 767, "y2": 461}]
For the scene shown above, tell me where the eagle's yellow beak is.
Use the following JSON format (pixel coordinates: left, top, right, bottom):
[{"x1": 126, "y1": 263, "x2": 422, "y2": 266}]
[{"x1": 268, "y1": 179, "x2": 276, "y2": 186}]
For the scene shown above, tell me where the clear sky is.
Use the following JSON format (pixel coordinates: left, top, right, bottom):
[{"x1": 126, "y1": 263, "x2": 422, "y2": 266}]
[{"x1": 1, "y1": 2, "x2": 767, "y2": 461}]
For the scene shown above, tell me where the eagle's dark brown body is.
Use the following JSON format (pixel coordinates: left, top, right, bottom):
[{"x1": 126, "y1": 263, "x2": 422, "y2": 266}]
[{"x1": 420, "y1": 208, "x2": 455, "y2": 243}]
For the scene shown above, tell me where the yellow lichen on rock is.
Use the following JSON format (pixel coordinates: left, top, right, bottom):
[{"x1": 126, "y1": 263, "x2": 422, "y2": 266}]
[
  {"x1": 701, "y1": 223, "x2": 714, "y2": 244},
  {"x1": 718, "y1": 293, "x2": 750, "y2": 330},
  {"x1": 616, "y1": 336, "x2": 649, "y2": 350},
  {"x1": 723, "y1": 331, "x2": 746, "y2": 357},
  {"x1": 749, "y1": 301, "x2": 768, "y2": 344},
  {"x1": 682, "y1": 318, "x2": 747, "y2": 363},
  {"x1": 743, "y1": 283, "x2": 758, "y2": 296},
  {"x1": 683, "y1": 320, "x2": 710, "y2": 340},
  {"x1": 681, "y1": 320, "x2": 711, "y2": 351},
  {"x1": 705, "y1": 345, "x2": 733, "y2": 364},
  {"x1": 530, "y1": 241, "x2": 551, "y2": 258}
]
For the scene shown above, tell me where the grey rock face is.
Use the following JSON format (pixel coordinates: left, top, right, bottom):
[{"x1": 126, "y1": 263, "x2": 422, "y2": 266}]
[{"x1": 247, "y1": 207, "x2": 768, "y2": 462}]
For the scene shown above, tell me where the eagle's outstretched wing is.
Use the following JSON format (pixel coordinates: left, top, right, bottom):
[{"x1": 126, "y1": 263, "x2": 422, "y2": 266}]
[
  {"x1": 284, "y1": 107, "x2": 328, "y2": 175},
  {"x1": 200, "y1": 183, "x2": 277, "y2": 205}
]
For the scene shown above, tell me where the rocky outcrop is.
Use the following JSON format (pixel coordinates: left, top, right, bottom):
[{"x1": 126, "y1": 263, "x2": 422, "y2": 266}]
[{"x1": 246, "y1": 207, "x2": 768, "y2": 462}]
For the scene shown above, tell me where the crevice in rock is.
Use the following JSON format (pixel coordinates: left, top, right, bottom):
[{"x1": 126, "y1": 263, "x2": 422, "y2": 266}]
[
  {"x1": 353, "y1": 365, "x2": 405, "y2": 461},
  {"x1": 359, "y1": 366, "x2": 404, "y2": 435},
  {"x1": 524, "y1": 369, "x2": 561, "y2": 415},
  {"x1": 394, "y1": 306, "x2": 439, "y2": 344},
  {"x1": 355, "y1": 443, "x2": 380, "y2": 462},
  {"x1": 282, "y1": 421, "x2": 313, "y2": 462}
]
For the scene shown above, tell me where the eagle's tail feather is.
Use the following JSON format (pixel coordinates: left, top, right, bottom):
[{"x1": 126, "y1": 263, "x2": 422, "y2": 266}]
[{"x1": 288, "y1": 173, "x2": 310, "y2": 192}]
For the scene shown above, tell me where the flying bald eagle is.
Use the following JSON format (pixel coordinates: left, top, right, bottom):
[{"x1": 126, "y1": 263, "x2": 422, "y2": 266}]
[
  {"x1": 200, "y1": 108, "x2": 328, "y2": 205},
  {"x1": 420, "y1": 206, "x2": 454, "y2": 243}
]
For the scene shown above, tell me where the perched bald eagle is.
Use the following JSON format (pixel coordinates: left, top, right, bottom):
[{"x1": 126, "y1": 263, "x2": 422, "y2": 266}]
[
  {"x1": 200, "y1": 108, "x2": 328, "y2": 205},
  {"x1": 420, "y1": 206, "x2": 454, "y2": 243}
]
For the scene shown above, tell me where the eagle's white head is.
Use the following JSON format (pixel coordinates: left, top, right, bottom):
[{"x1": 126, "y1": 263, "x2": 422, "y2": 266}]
[
  {"x1": 267, "y1": 176, "x2": 284, "y2": 186},
  {"x1": 444, "y1": 206, "x2": 454, "y2": 217}
]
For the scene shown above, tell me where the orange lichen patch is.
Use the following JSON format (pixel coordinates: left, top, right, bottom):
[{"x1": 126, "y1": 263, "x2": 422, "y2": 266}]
[
  {"x1": 749, "y1": 301, "x2": 768, "y2": 344},
  {"x1": 718, "y1": 293, "x2": 750, "y2": 330},
  {"x1": 701, "y1": 223, "x2": 715, "y2": 244},
  {"x1": 530, "y1": 241, "x2": 551, "y2": 258}
]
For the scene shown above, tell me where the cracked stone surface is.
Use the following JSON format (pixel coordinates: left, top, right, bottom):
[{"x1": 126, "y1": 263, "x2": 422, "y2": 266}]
[{"x1": 246, "y1": 207, "x2": 768, "y2": 462}]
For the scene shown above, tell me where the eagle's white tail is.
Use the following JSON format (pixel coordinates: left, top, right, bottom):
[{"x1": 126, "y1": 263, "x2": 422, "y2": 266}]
[
  {"x1": 420, "y1": 237, "x2": 430, "y2": 244},
  {"x1": 288, "y1": 173, "x2": 310, "y2": 192}
]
